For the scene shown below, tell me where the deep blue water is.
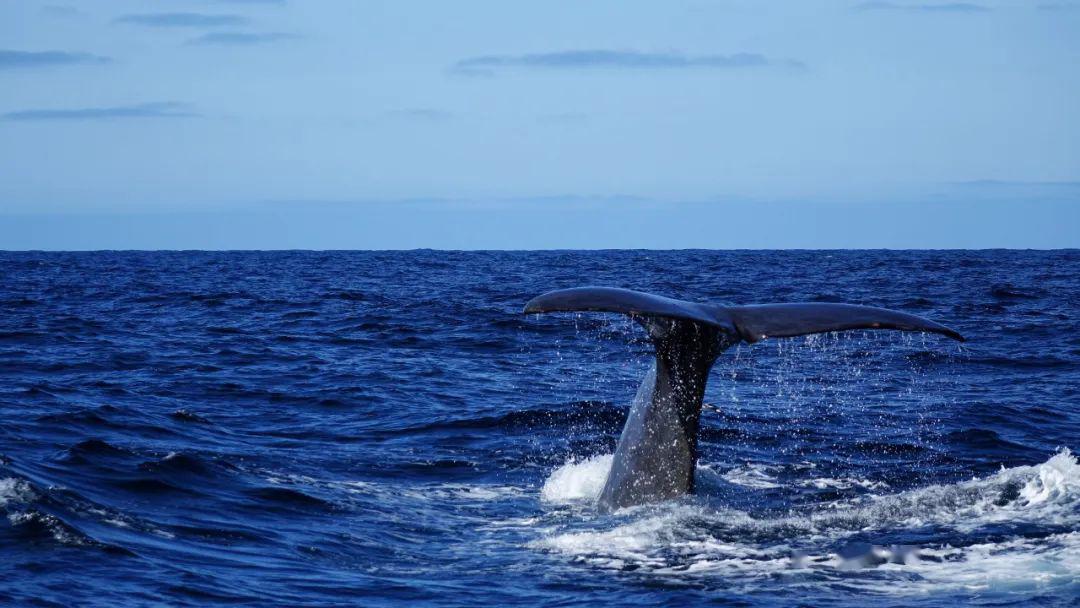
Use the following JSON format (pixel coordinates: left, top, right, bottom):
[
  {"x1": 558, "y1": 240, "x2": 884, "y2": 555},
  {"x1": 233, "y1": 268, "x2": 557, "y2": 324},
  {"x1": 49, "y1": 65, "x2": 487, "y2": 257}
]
[{"x1": 1, "y1": 250, "x2": 1078, "y2": 607}]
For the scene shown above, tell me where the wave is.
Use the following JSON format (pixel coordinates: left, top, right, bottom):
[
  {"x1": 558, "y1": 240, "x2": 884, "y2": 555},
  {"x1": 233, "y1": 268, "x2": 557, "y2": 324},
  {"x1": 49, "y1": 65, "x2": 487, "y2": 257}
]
[
  {"x1": 0, "y1": 476, "x2": 130, "y2": 550},
  {"x1": 989, "y1": 284, "x2": 1041, "y2": 300},
  {"x1": 169, "y1": 409, "x2": 212, "y2": 424},
  {"x1": 137, "y1": 451, "x2": 231, "y2": 477},
  {"x1": 243, "y1": 486, "x2": 334, "y2": 511}
]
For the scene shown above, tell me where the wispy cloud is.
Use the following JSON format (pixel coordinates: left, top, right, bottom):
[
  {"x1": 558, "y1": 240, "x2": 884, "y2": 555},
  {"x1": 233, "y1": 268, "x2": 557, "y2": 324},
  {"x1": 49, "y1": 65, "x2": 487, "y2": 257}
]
[
  {"x1": 113, "y1": 13, "x2": 248, "y2": 28},
  {"x1": 41, "y1": 5, "x2": 83, "y2": 18},
  {"x1": 854, "y1": 2, "x2": 990, "y2": 12},
  {"x1": 186, "y1": 32, "x2": 298, "y2": 46},
  {"x1": 452, "y1": 50, "x2": 803, "y2": 76},
  {"x1": 0, "y1": 50, "x2": 111, "y2": 69},
  {"x1": 3, "y1": 102, "x2": 198, "y2": 122}
]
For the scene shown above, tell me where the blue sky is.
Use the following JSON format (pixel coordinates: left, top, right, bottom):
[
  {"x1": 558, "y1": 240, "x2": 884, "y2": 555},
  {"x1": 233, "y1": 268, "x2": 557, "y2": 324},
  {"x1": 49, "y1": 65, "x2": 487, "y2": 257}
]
[{"x1": 1, "y1": 0, "x2": 1077, "y2": 249}]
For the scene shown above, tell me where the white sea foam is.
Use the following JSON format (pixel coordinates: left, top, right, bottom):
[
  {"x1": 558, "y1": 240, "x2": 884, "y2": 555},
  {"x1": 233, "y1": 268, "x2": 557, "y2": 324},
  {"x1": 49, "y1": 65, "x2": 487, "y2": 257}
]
[
  {"x1": 719, "y1": 463, "x2": 783, "y2": 489},
  {"x1": 705, "y1": 461, "x2": 888, "y2": 492},
  {"x1": 869, "y1": 532, "x2": 1080, "y2": 594},
  {"x1": 261, "y1": 465, "x2": 534, "y2": 507},
  {"x1": 532, "y1": 449, "x2": 1080, "y2": 596},
  {"x1": 800, "y1": 476, "x2": 889, "y2": 491},
  {"x1": 0, "y1": 477, "x2": 35, "y2": 507},
  {"x1": 540, "y1": 455, "x2": 613, "y2": 504},
  {"x1": 414, "y1": 484, "x2": 528, "y2": 502}
]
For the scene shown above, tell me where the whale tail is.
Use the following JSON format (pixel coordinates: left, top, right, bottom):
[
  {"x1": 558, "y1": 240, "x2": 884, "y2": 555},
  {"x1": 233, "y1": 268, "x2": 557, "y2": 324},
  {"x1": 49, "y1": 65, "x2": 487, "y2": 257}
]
[
  {"x1": 524, "y1": 287, "x2": 963, "y2": 510},
  {"x1": 524, "y1": 286, "x2": 964, "y2": 344}
]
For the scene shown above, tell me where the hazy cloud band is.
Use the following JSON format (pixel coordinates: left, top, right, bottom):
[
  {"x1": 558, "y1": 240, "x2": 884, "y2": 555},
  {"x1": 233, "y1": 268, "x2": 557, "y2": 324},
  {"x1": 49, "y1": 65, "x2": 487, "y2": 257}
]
[
  {"x1": 0, "y1": 49, "x2": 110, "y2": 69},
  {"x1": 113, "y1": 13, "x2": 248, "y2": 27},
  {"x1": 3, "y1": 102, "x2": 198, "y2": 121},
  {"x1": 186, "y1": 32, "x2": 298, "y2": 46},
  {"x1": 452, "y1": 50, "x2": 803, "y2": 75},
  {"x1": 854, "y1": 2, "x2": 990, "y2": 12}
]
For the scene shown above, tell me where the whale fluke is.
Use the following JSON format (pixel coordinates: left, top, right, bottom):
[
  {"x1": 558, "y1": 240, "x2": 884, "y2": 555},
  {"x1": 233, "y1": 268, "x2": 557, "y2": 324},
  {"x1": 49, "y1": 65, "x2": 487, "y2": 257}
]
[
  {"x1": 524, "y1": 286, "x2": 964, "y2": 343},
  {"x1": 525, "y1": 286, "x2": 727, "y2": 330},
  {"x1": 524, "y1": 286, "x2": 963, "y2": 511}
]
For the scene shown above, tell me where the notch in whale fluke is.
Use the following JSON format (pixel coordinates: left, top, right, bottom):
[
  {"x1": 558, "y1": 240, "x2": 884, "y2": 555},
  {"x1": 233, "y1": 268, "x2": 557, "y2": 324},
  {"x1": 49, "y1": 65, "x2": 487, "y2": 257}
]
[{"x1": 523, "y1": 286, "x2": 964, "y2": 343}]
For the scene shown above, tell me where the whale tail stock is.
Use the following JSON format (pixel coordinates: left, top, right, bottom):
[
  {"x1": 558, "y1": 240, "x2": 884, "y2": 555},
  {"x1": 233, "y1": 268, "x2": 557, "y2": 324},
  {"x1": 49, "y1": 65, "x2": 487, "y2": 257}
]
[{"x1": 524, "y1": 287, "x2": 964, "y2": 510}]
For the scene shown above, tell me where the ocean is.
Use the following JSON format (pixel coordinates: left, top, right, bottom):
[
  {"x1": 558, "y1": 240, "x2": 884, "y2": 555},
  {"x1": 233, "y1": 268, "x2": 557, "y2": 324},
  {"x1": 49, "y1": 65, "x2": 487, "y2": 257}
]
[{"x1": 1, "y1": 250, "x2": 1077, "y2": 607}]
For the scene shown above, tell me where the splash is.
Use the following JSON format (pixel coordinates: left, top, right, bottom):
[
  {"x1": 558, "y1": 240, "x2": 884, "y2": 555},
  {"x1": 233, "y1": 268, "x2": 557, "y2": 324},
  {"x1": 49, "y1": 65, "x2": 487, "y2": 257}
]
[
  {"x1": 1017, "y1": 448, "x2": 1079, "y2": 506},
  {"x1": 541, "y1": 455, "x2": 613, "y2": 504},
  {"x1": 540, "y1": 365, "x2": 657, "y2": 505}
]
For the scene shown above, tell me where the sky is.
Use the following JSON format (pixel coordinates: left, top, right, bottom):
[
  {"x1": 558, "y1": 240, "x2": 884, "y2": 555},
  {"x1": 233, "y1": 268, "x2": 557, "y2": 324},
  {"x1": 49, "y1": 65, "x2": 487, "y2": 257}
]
[{"x1": 1, "y1": 0, "x2": 1078, "y2": 249}]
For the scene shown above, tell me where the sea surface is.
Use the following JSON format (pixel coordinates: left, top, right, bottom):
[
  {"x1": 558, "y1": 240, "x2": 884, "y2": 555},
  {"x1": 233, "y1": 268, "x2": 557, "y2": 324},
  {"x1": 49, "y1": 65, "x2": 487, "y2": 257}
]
[{"x1": 1, "y1": 250, "x2": 1078, "y2": 607}]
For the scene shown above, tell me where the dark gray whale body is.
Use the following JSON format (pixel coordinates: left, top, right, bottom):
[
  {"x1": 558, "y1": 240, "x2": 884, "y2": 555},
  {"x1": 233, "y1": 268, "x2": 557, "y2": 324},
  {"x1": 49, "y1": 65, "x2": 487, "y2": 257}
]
[{"x1": 524, "y1": 287, "x2": 964, "y2": 511}]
